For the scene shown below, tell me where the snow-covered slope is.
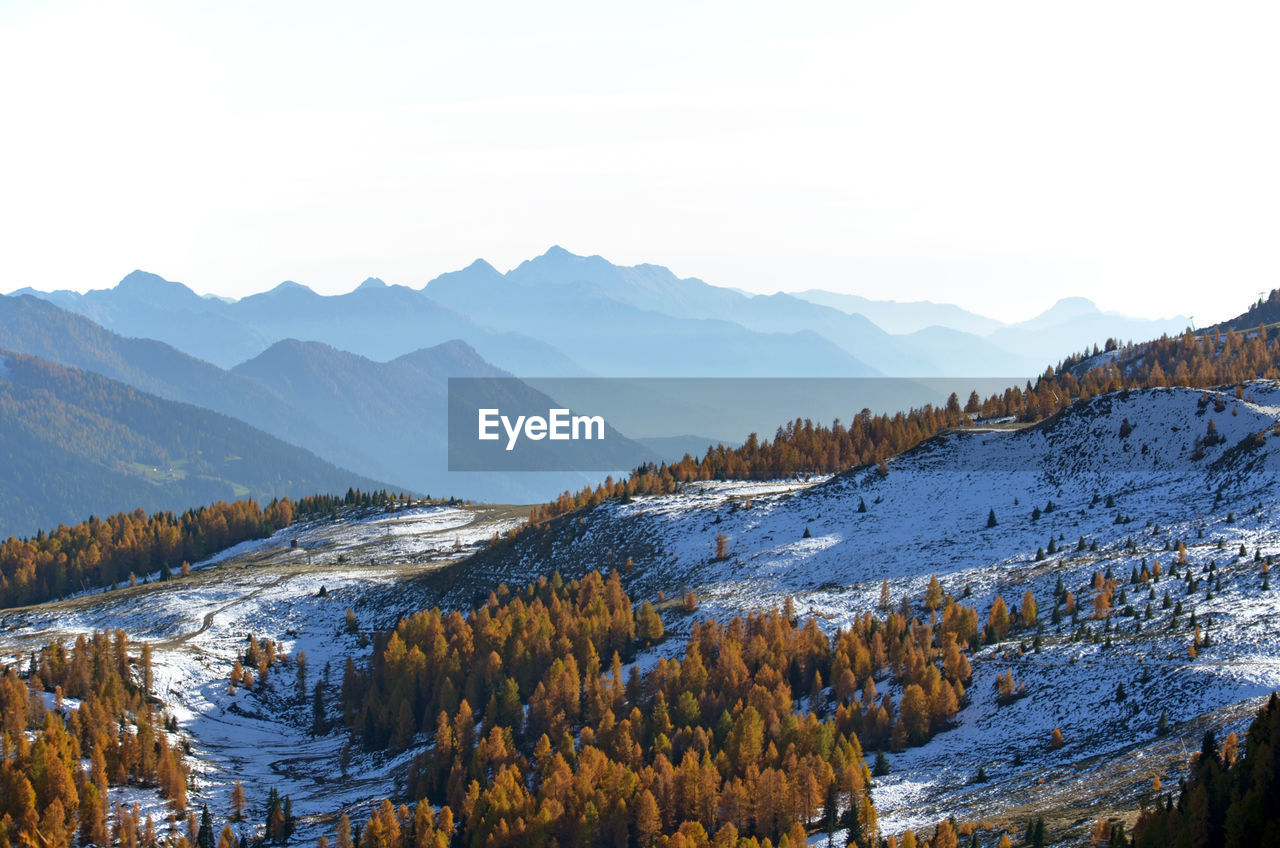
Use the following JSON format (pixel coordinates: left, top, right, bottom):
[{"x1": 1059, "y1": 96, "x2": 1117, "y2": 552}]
[
  {"x1": 468, "y1": 382, "x2": 1280, "y2": 835},
  {"x1": 4, "y1": 384, "x2": 1279, "y2": 841},
  {"x1": 0, "y1": 504, "x2": 528, "y2": 841}
]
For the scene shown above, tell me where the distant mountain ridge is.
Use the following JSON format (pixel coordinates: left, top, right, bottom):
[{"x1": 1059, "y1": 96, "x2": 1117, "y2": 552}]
[
  {"x1": 0, "y1": 295, "x2": 604, "y2": 505},
  {"x1": 0, "y1": 294, "x2": 385, "y2": 478},
  {"x1": 0, "y1": 350, "x2": 394, "y2": 538},
  {"x1": 425, "y1": 247, "x2": 912, "y2": 375},
  {"x1": 14, "y1": 270, "x2": 583, "y2": 374},
  {"x1": 231, "y1": 338, "x2": 654, "y2": 502},
  {"x1": 11, "y1": 248, "x2": 1191, "y2": 378},
  {"x1": 790, "y1": 288, "x2": 1004, "y2": 336}
]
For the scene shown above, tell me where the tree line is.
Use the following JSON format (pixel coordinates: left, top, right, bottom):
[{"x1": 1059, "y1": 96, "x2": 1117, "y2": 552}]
[
  {"x1": 528, "y1": 322, "x2": 1280, "y2": 526},
  {"x1": 0, "y1": 489, "x2": 417, "y2": 610}
]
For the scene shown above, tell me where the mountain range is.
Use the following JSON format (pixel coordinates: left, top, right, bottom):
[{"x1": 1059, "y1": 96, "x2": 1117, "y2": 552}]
[
  {"x1": 0, "y1": 296, "x2": 613, "y2": 512},
  {"x1": 0, "y1": 246, "x2": 1194, "y2": 538},
  {"x1": 0, "y1": 258, "x2": 1274, "y2": 843},
  {"x1": 13, "y1": 247, "x2": 1190, "y2": 378}
]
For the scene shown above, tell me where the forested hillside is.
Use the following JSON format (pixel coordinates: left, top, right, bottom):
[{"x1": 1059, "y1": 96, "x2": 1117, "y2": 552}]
[
  {"x1": 0, "y1": 488, "x2": 408, "y2": 609},
  {"x1": 1134, "y1": 693, "x2": 1280, "y2": 848},
  {"x1": 0, "y1": 631, "x2": 193, "y2": 848},
  {"x1": 327, "y1": 569, "x2": 944, "y2": 847},
  {"x1": 0, "y1": 350, "x2": 394, "y2": 538},
  {"x1": 1213, "y1": 288, "x2": 1280, "y2": 333}
]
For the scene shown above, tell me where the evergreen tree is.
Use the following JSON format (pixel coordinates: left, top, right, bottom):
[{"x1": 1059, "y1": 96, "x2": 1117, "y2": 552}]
[
  {"x1": 313, "y1": 681, "x2": 328, "y2": 735},
  {"x1": 198, "y1": 805, "x2": 215, "y2": 848}
]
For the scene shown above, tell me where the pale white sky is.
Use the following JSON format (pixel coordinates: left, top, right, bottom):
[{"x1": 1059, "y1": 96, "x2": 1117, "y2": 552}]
[{"x1": 1, "y1": 0, "x2": 1277, "y2": 324}]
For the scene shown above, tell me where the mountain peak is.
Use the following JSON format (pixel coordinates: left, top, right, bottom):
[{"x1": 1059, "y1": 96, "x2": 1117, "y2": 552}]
[
  {"x1": 113, "y1": 271, "x2": 201, "y2": 305},
  {"x1": 464, "y1": 258, "x2": 499, "y2": 274},
  {"x1": 265, "y1": 280, "x2": 315, "y2": 296},
  {"x1": 1047, "y1": 296, "x2": 1099, "y2": 313},
  {"x1": 1017, "y1": 296, "x2": 1101, "y2": 329},
  {"x1": 355, "y1": 277, "x2": 387, "y2": 291},
  {"x1": 117, "y1": 270, "x2": 182, "y2": 291}
]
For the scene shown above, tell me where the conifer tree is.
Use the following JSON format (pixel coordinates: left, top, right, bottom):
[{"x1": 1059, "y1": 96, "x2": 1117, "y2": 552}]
[
  {"x1": 231, "y1": 780, "x2": 247, "y2": 821},
  {"x1": 198, "y1": 805, "x2": 215, "y2": 848},
  {"x1": 924, "y1": 574, "x2": 944, "y2": 611},
  {"x1": 1018, "y1": 591, "x2": 1039, "y2": 630}
]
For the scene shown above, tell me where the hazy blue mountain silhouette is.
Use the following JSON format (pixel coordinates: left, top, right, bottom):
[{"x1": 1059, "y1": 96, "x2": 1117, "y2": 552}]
[
  {"x1": 989, "y1": 298, "x2": 1190, "y2": 364},
  {"x1": 791, "y1": 288, "x2": 1005, "y2": 336},
  {"x1": 12, "y1": 249, "x2": 1189, "y2": 383},
  {"x1": 1, "y1": 294, "x2": 628, "y2": 503},
  {"x1": 232, "y1": 339, "x2": 654, "y2": 502},
  {"x1": 0, "y1": 294, "x2": 382, "y2": 478},
  {"x1": 0, "y1": 350, "x2": 395, "y2": 538},
  {"x1": 18, "y1": 271, "x2": 585, "y2": 374},
  {"x1": 425, "y1": 248, "x2": 884, "y2": 376}
]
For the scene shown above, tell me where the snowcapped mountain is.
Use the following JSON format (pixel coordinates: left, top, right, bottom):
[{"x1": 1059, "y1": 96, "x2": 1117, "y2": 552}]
[{"x1": 0, "y1": 261, "x2": 1262, "y2": 845}]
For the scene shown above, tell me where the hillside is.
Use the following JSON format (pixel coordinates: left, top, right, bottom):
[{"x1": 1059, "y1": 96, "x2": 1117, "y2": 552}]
[
  {"x1": 0, "y1": 289, "x2": 1271, "y2": 846},
  {"x1": 0, "y1": 295, "x2": 611, "y2": 504},
  {"x1": 452, "y1": 382, "x2": 1280, "y2": 839},
  {"x1": 0, "y1": 294, "x2": 382, "y2": 477},
  {"x1": 1212, "y1": 287, "x2": 1280, "y2": 332},
  {"x1": 2, "y1": 382, "x2": 1277, "y2": 845},
  {"x1": 0, "y1": 351, "x2": 394, "y2": 537}
]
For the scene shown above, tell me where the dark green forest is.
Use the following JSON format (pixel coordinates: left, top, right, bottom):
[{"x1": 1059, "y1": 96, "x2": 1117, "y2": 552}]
[{"x1": 1134, "y1": 693, "x2": 1280, "y2": 848}]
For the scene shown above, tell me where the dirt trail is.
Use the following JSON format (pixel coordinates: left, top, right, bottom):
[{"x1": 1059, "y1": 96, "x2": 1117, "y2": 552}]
[{"x1": 155, "y1": 570, "x2": 296, "y2": 650}]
